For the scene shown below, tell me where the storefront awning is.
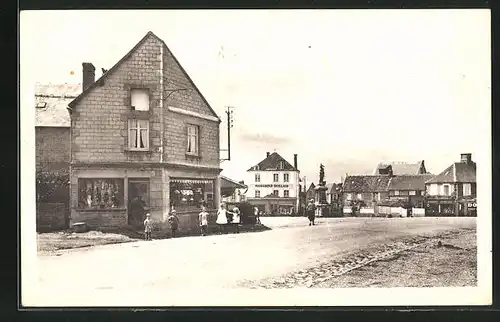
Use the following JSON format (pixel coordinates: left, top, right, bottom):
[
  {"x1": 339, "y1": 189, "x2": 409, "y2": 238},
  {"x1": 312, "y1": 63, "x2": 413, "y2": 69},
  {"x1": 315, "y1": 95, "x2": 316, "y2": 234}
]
[{"x1": 170, "y1": 178, "x2": 214, "y2": 184}]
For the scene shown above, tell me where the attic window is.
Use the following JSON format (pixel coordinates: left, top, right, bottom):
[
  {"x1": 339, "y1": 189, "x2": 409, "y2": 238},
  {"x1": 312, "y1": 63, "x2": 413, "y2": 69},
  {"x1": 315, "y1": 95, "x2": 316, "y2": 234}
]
[
  {"x1": 36, "y1": 102, "x2": 47, "y2": 109},
  {"x1": 278, "y1": 161, "x2": 284, "y2": 169},
  {"x1": 131, "y1": 89, "x2": 149, "y2": 111}
]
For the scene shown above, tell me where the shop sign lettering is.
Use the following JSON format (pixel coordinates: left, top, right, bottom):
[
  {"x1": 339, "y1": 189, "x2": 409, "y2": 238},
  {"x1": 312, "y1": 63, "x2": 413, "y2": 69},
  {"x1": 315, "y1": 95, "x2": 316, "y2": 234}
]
[{"x1": 255, "y1": 184, "x2": 289, "y2": 188}]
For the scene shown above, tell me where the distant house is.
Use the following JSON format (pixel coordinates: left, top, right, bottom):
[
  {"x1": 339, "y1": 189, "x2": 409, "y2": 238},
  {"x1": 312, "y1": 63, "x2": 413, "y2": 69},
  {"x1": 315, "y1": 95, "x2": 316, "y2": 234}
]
[
  {"x1": 387, "y1": 174, "x2": 434, "y2": 209},
  {"x1": 245, "y1": 152, "x2": 300, "y2": 215},
  {"x1": 35, "y1": 83, "x2": 80, "y2": 231},
  {"x1": 425, "y1": 153, "x2": 477, "y2": 216},
  {"x1": 305, "y1": 183, "x2": 316, "y2": 202},
  {"x1": 326, "y1": 183, "x2": 343, "y2": 216},
  {"x1": 342, "y1": 175, "x2": 392, "y2": 214},
  {"x1": 220, "y1": 176, "x2": 247, "y2": 203},
  {"x1": 374, "y1": 160, "x2": 427, "y2": 176}
]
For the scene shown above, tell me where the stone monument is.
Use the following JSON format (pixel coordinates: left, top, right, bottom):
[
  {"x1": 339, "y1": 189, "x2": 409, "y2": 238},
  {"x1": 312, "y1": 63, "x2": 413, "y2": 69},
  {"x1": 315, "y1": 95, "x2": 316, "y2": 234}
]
[{"x1": 314, "y1": 164, "x2": 330, "y2": 217}]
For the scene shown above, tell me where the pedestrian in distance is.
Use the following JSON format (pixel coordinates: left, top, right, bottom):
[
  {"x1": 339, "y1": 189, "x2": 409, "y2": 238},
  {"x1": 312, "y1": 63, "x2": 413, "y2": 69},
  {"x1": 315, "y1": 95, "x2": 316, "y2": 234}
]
[
  {"x1": 143, "y1": 213, "x2": 153, "y2": 241},
  {"x1": 306, "y1": 199, "x2": 316, "y2": 226},
  {"x1": 167, "y1": 209, "x2": 180, "y2": 238},
  {"x1": 216, "y1": 203, "x2": 228, "y2": 234},
  {"x1": 199, "y1": 206, "x2": 209, "y2": 236},
  {"x1": 254, "y1": 206, "x2": 261, "y2": 225},
  {"x1": 231, "y1": 205, "x2": 241, "y2": 234}
]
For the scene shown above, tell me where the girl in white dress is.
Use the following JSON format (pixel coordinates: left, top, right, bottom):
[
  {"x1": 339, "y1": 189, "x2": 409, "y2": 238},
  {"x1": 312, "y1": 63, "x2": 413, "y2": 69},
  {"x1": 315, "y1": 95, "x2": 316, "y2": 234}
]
[
  {"x1": 231, "y1": 206, "x2": 240, "y2": 234},
  {"x1": 216, "y1": 203, "x2": 228, "y2": 234}
]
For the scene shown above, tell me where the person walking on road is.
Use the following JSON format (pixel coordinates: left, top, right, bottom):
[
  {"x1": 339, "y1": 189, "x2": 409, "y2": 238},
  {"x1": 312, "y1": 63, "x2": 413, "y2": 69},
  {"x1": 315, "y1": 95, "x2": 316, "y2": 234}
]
[
  {"x1": 167, "y1": 209, "x2": 180, "y2": 238},
  {"x1": 198, "y1": 206, "x2": 209, "y2": 236},
  {"x1": 216, "y1": 203, "x2": 228, "y2": 234},
  {"x1": 306, "y1": 199, "x2": 316, "y2": 226},
  {"x1": 254, "y1": 206, "x2": 261, "y2": 225}
]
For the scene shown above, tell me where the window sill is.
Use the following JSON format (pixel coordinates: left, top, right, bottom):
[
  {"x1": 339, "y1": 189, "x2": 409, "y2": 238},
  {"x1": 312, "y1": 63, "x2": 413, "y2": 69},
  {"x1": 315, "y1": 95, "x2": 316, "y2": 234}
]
[
  {"x1": 125, "y1": 148, "x2": 151, "y2": 153},
  {"x1": 76, "y1": 208, "x2": 126, "y2": 212},
  {"x1": 185, "y1": 152, "x2": 201, "y2": 158}
]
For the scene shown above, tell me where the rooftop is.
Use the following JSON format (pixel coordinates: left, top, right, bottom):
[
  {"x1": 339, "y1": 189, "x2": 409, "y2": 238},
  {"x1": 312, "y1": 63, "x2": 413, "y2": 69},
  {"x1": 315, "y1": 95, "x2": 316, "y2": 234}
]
[{"x1": 35, "y1": 83, "x2": 81, "y2": 127}]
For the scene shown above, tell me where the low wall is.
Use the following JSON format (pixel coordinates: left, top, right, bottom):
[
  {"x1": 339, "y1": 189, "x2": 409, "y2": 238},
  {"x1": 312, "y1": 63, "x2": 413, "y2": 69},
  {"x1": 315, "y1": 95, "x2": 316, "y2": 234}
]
[
  {"x1": 71, "y1": 209, "x2": 128, "y2": 228},
  {"x1": 36, "y1": 202, "x2": 68, "y2": 231},
  {"x1": 360, "y1": 207, "x2": 374, "y2": 215},
  {"x1": 412, "y1": 208, "x2": 425, "y2": 217}
]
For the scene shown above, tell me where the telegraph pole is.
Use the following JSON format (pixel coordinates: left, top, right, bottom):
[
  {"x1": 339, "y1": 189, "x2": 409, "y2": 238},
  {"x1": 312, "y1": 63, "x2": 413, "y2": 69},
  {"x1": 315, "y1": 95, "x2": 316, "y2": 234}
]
[{"x1": 221, "y1": 106, "x2": 234, "y2": 162}]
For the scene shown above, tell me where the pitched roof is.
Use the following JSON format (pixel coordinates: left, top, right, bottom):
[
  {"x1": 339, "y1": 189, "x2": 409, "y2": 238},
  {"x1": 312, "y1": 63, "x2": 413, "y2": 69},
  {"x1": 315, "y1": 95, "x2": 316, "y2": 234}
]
[
  {"x1": 426, "y1": 162, "x2": 476, "y2": 184},
  {"x1": 306, "y1": 183, "x2": 316, "y2": 193},
  {"x1": 220, "y1": 176, "x2": 247, "y2": 189},
  {"x1": 35, "y1": 83, "x2": 81, "y2": 127},
  {"x1": 374, "y1": 161, "x2": 425, "y2": 175},
  {"x1": 247, "y1": 152, "x2": 298, "y2": 171},
  {"x1": 68, "y1": 31, "x2": 220, "y2": 122},
  {"x1": 388, "y1": 174, "x2": 434, "y2": 191},
  {"x1": 343, "y1": 175, "x2": 392, "y2": 192}
]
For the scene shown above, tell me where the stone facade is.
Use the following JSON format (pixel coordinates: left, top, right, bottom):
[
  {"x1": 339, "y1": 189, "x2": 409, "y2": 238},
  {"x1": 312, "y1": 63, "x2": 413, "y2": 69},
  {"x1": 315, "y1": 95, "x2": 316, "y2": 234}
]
[
  {"x1": 36, "y1": 127, "x2": 70, "y2": 172},
  {"x1": 68, "y1": 32, "x2": 221, "y2": 231}
]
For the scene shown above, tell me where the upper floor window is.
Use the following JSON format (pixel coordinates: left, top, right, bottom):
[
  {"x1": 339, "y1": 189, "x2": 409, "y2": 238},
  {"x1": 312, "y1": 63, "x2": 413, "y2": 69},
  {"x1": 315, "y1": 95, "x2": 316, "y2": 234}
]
[
  {"x1": 273, "y1": 174, "x2": 279, "y2": 182},
  {"x1": 463, "y1": 183, "x2": 472, "y2": 196},
  {"x1": 394, "y1": 190, "x2": 400, "y2": 196},
  {"x1": 284, "y1": 190, "x2": 289, "y2": 198},
  {"x1": 255, "y1": 190, "x2": 261, "y2": 198},
  {"x1": 273, "y1": 190, "x2": 279, "y2": 196},
  {"x1": 186, "y1": 124, "x2": 200, "y2": 155},
  {"x1": 357, "y1": 193, "x2": 362, "y2": 200},
  {"x1": 128, "y1": 119, "x2": 149, "y2": 150},
  {"x1": 131, "y1": 89, "x2": 150, "y2": 111},
  {"x1": 255, "y1": 174, "x2": 261, "y2": 182},
  {"x1": 409, "y1": 190, "x2": 416, "y2": 196},
  {"x1": 443, "y1": 185, "x2": 450, "y2": 196},
  {"x1": 283, "y1": 173, "x2": 289, "y2": 182},
  {"x1": 278, "y1": 161, "x2": 284, "y2": 169},
  {"x1": 346, "y1": 193, "x2": 352, "y2": 201}
]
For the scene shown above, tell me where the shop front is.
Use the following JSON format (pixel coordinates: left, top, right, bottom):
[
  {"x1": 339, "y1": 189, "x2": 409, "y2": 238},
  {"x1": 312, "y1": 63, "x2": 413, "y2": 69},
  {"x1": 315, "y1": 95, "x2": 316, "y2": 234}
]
[{"x1": 246, "y1": 197, "x2": 297, "y2": 216}]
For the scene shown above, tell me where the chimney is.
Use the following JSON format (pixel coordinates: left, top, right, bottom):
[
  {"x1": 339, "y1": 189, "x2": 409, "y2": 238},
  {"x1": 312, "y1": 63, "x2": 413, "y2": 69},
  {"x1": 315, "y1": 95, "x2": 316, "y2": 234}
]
[
  {"x1": 266, "y1": 152, "x2": 270, "y2": 158},
  {"x1": 82, "y1": 62, "x2": 96, "y2": 91},
  {"x1": 460, "y1": 153, "x2": 472, "y2": 163},
  {"x1": 294, "y1": 154, "x2": 298, "y2": 169}
]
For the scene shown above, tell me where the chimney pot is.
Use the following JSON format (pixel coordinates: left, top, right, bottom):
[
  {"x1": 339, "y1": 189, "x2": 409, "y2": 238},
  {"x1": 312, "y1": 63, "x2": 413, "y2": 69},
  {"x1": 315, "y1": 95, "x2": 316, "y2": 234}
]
[
  {"x1": 82, "y1": 62, "x2": 96, "y2": 91},
  {"x1": 266, "y1": 152, "x2": 270, "y2": 158},
  {"x1": 460, "y1": 153, "x2": 472, "y2": 163},
  {"x1": 294, "y1": 154, "x2": 298, "y2": 170}
]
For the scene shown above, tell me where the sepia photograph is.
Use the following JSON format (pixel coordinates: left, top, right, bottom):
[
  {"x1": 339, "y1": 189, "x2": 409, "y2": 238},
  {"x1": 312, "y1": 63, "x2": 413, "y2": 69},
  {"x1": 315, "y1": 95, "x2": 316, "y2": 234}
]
[{"x1": 20, "y1": 9, "x2": 491, "y2": 307}]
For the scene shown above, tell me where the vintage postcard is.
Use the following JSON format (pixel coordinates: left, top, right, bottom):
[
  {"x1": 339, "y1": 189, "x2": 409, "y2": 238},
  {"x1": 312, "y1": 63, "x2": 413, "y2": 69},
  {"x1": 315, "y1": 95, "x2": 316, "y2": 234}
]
[{"x1": 20, "y1": 9, "x2": 492, "y2": 307}]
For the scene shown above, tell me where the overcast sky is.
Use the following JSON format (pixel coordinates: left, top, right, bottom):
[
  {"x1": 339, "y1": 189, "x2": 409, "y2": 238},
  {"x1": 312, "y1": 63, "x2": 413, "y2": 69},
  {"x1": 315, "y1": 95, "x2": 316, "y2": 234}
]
[{"x1": 21, "y1": 10, "x2": 491, "y2": 183}]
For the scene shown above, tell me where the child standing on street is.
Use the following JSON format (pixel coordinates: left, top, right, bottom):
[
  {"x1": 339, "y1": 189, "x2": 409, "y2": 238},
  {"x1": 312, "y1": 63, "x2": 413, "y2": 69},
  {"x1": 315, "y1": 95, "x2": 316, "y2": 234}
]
[
  {"x1": 167, "y1": 209, "x2": 180, "y2": 238},
  {"x1": 144, "y1": 213, "x2": 153, "y2": 241},
  {"x1": 232, "y1": 206, "x2": 241, "y2": 234},
  {"x1": 198, "y1": 206, "x2": 209, "y2": 236}
]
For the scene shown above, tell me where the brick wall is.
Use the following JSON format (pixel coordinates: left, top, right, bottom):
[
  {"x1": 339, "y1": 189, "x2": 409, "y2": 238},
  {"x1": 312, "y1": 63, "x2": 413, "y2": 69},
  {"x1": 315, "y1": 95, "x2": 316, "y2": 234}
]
[
  {"x1": 36, "y1": 202, "x2": 68, "y2": 231},
  {"x1": 72, "y1": 210, "x2": 127, "y2": 228},
  {"x1": 71, "y1": 33, "x2": 220, "y2": 168},
  {"x1": 36, "y1": 127, "x2": 70, "y2": 172}
]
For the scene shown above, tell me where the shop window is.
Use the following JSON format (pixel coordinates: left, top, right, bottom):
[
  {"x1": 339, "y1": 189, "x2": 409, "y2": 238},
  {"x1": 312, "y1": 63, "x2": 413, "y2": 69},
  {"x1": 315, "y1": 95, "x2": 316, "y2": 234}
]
[
  {"x1": 78, "y1": 178, "x2": 124, "y2": 209},
  {"x1": 186, "y1": 124, "x2": 200, "y2": 155},
  {"x1": 255, "y1": 173, "x2": 260, "y2": 182},
  {"x1": 170, "y1": 179, "x2": 215, "y2": 211},
  {"x1": 283, "y1": 173, "x2": 289, "y2": 182},
  {"x1": 131, "y1": 89, "x2": 150, "y2": 111},
  {"x1": 255, "y1": 190, "x2": 260, "y2": 198},
  {"x1": 273, "y1": 173, "x2": 279, "y2": 182},
  {"x1": 284, "y1": 190, "x2": 289, "y2": 197},
  {"x1": 128, "y1": 119, "x2": 149, "y2": 150}
]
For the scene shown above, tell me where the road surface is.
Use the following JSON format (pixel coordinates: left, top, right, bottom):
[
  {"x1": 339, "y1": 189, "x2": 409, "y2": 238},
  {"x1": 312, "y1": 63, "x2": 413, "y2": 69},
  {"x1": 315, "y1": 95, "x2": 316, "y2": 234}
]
[{"x1": 27, "y1": 217, "x2": 475, "y2": 306}]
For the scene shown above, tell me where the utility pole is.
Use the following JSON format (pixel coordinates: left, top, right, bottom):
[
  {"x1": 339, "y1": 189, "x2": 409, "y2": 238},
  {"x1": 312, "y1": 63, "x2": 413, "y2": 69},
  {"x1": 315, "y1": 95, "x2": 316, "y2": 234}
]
[{"x1": 221, "y1": 106, "x2": 234, "y2": 162}]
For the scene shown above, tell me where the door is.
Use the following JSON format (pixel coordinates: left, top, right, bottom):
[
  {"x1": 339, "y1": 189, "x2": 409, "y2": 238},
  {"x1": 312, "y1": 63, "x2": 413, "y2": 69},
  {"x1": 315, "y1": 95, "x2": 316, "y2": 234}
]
[{"x1": 128, "y1": 179, "x2": 150, "y2": 226}]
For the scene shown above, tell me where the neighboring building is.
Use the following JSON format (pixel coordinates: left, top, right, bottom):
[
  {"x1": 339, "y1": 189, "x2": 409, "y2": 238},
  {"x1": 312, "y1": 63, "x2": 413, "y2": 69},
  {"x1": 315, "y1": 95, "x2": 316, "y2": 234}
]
[
  {"x1": 387, "y1": 174, "x2": 434, "y2": 209},
  {"x1": 374, "y1": 160, "x2": 427, "y2": 175},
  {"x1": 67, "y1": 31, "x2": 222, "y2": 230},
  {"x1": 35, "y1": 83, "x2": 80, "y2": 231},
  {"x1": 326, "y1": 182, "x2": 343, "y2": 216},
  {"x1": 342, "y1": 175, "x2": 392, "y2": 214},
  {"x1": 220, "y1": 176, "x2": 247, "y2": 203},
  {"x1": 425, "y1": 153, "x2": 477, "y2": 216},
  {"x1": 245, "y1": 152, "x2": 300, "y2": 215},
  {"x1": 305, "y1": 183, "x2": 316, "y2": 202}
]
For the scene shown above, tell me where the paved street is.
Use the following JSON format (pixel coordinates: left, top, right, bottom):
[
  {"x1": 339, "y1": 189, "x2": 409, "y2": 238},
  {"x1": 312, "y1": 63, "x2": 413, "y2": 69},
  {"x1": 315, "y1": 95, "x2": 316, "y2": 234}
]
[{"x1": 29, "y1": 217, "x2": 476, "y2": 306}]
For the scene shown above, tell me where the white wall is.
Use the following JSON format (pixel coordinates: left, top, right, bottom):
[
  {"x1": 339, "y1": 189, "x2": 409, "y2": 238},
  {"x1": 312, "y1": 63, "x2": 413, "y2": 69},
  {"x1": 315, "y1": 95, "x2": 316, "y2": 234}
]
[
  {"x1": 426, "y1": 183, "x2": 455, "y2": 196},
  {"x1": 245, "y1": 170, "x2": 300, "y2": 199}
]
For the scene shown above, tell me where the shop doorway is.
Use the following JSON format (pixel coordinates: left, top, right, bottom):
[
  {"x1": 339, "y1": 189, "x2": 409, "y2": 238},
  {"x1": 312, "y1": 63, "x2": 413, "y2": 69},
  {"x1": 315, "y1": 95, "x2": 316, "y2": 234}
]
[{"x1": 128, "y1": 179, "x2": 150, "y2": 226}]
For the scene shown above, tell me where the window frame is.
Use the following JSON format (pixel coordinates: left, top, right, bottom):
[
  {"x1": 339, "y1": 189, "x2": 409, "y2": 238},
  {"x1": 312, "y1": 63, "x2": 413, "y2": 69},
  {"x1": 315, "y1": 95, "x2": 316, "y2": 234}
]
[
  {"x1": 273, "y1": 173, "x2": 279, "y2": 182},
  {"x1": 394, "y1": 190, "x2": 400, "y2": 196},
  {"x1": 130, "y1": 88, "x2": 150, "y2": 111},
  {"x1": 255, "y1": 190, "x2": 261, "y2": 198},
  {"x1": 463, "y1": 183, "x2": 472, "y2": 196},
  {"x1": 409, "y1": 190, "x2": 416, "y2": 196},
  {"x1": 186, "y1": 123, "x2": 200, "y2": 156},
  {"x1": 128, "y1": 119, "x2": 150, "y2": 151},
  {"x1": 443, "y1": 184, "x2": 450, "y2": 196},
  {"x1": 273, "y1": 190, "x2": 279, "y2": 196},
  {"x1": 284, "y1": 190, "x2": 289, "y2": 198},
  {"x1": 77, "y1": 178, "x2": 125, "y2": 210},
  {"x1": 283, "y1": 173, "x2": 289, "y2": 183},
  {"x1": 255, "y1": 173, "x2": 261, "y2": 182}
]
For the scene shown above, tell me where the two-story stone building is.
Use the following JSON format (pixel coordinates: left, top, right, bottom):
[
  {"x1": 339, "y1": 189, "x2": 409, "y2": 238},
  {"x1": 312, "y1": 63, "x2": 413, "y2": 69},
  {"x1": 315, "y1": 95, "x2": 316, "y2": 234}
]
[
  {"x1": 245, "y1": 152, "x2": 300, "y2": 215},
  {"x1": 425, "y1": 153, "x2": 477, "y2": 216},
  {"x1": 67, "y1": 31, "x2": 222, "y2": 231}
]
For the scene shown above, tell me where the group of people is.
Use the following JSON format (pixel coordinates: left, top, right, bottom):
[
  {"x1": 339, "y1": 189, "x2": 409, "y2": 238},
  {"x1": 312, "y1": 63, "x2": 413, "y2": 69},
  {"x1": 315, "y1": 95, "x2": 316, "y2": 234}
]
[{"x1": 215, "y1": 203, "x2": 241, "y2": 234}]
